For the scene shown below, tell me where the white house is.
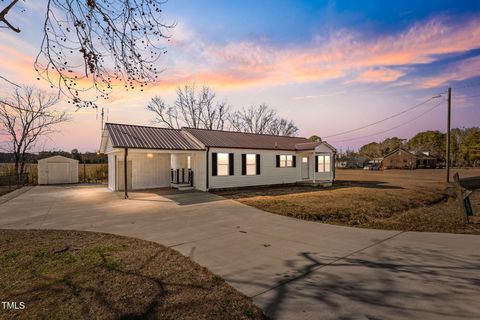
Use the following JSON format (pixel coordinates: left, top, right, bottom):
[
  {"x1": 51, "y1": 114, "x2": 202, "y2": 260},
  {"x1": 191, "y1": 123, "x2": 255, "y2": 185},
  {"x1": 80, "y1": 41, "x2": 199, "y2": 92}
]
[{"x1": 99, "y1": 123, "x2": 336, "y2": 195}]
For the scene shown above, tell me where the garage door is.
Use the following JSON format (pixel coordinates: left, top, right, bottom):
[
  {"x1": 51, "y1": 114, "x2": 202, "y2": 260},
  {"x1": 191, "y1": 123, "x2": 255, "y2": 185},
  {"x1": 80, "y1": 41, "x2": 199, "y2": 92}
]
[{"x1": 47, "y1": 163, "x2": 70, "y2": 184}]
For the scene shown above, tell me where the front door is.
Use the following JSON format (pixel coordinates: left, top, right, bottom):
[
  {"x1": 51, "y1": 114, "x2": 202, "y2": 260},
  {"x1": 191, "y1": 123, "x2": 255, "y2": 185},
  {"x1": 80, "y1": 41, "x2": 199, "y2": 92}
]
[{"x1": 301, "y1": 156, "x2": 309, "y2": 179}]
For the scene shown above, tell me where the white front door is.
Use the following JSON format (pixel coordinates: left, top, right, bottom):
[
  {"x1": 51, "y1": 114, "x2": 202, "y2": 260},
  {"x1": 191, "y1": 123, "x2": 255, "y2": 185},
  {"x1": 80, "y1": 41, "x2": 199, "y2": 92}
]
[{"x1": 301, "y1": 156, "x2": 309, "y2": 179}]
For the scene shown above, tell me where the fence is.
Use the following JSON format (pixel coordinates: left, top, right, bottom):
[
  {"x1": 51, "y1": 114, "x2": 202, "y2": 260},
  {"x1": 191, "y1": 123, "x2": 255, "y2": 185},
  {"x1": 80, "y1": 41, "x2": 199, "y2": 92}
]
[{"x1": 0, "y1": 173, "x2": 28, "y2": 196}]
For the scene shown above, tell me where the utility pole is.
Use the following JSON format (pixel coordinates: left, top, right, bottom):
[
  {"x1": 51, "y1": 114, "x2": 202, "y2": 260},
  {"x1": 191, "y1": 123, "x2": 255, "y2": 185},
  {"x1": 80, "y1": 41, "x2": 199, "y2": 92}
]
[
  {"x1": 446, "y1": 87, "x2": 451, "y2": 183},
  {"x1": 100, "y1": 107, "x2": 104, "y2": 132}
]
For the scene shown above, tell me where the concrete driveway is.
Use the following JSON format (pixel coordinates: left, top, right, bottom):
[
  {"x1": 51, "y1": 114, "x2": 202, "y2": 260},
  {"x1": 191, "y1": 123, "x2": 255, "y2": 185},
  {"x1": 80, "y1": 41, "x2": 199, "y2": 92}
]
[{"x1": 0, "y1": 186, "x2": 479, "y2": 320}]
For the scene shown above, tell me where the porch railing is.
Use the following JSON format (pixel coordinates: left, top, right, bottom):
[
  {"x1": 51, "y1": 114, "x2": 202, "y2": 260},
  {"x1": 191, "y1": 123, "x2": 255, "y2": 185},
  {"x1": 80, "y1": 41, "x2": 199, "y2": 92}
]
[{"x1": 171, "y1": 169, "x2": 193, "y2": 186}]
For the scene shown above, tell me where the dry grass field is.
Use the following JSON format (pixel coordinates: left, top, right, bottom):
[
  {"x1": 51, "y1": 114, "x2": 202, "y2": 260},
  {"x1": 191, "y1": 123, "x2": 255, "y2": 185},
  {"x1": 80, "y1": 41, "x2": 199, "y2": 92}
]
[
  {"x1": 215, "y1": 169, "x2": 480, "y2": 234},
  {"x1": 0, "y1": 229, "x2": 265, "y2": 320}
]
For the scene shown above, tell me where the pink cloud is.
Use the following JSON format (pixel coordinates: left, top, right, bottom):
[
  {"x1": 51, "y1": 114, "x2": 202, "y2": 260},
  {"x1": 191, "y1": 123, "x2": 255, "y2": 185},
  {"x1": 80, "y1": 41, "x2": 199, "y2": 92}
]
[
  {"x1": 419, "y1": 55, "x2": 480, "y2": 88},
  {"x1": 160, "y1": 16, "x2": 480, "y2": 89},
  {"x1": 3, "y1": 15, "x2": 480, "y2": 102},
  {"x1": 353, "y1": 68, "x2": 406, "y2": 83}
]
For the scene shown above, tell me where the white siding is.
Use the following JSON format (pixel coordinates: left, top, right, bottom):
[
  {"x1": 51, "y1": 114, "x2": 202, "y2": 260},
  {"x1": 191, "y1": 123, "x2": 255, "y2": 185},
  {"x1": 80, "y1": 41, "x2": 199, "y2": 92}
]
[
  {"x1": 129, "y1": 152, "x2": 171, "y2": 189},
  {"x1": 192, "y1": 152, "x2": 207, "y2": 191},
  {"x1": 105, "y1": 138, "x2": 114, "y2": 153},
  {"x1": 208, "y1": 148, "x2": 300, "y2": 189},
  {"x1": 107, "y1": 154, "x2": 116, "y2": 190}
]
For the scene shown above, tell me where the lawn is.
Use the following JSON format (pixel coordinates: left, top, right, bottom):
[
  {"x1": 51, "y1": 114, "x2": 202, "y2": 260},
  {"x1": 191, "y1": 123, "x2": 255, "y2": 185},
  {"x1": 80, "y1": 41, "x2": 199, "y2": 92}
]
[
  {"x1": 0, "y1": 229, "x2": 265, "y2": 320},
  {"x1": 215, "y1": 169, "x2": 480, "y2": 234}
]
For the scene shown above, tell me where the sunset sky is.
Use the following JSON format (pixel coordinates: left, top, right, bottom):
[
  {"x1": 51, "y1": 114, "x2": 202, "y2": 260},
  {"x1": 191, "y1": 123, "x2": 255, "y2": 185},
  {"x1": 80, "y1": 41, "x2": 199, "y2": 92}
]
[{"x1": 1, "y1": 0, "x2": 480, "y2": 152}]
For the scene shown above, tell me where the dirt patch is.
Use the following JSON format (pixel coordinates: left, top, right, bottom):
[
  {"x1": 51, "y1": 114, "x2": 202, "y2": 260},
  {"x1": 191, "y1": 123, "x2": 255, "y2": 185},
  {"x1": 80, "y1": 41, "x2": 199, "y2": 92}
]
[
  {"x1": 0, "y1": 229, "x2": 266, "y2": 320},
  {"x1": 215, "y1": 169, "x2": 480, "y2": 234}
]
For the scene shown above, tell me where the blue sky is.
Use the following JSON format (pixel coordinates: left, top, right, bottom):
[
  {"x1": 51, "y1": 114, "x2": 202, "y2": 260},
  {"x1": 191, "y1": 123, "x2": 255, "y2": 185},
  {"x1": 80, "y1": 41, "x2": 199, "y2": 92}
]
[{"x1": 0, "y1": 0, "x2": 479, "y2": 152}]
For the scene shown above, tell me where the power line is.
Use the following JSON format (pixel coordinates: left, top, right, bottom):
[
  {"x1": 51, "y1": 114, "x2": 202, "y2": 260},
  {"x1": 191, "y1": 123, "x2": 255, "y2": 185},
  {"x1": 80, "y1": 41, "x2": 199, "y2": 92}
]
[
  {"x1": 330, "y1": 99, "x2": 446, "y2": 143},
  {"x1": 0, "y1": 76, "x2": 20, "y2": 88},
  {"x1": 323, "y1": 95, "x2": 443, "y2": 139},
  {"x1": 458, "y1": 93, "x2": 480, "y2": 99},
  {"x1": 451, "y1": 81, "x2": 480, "y2": 91}
]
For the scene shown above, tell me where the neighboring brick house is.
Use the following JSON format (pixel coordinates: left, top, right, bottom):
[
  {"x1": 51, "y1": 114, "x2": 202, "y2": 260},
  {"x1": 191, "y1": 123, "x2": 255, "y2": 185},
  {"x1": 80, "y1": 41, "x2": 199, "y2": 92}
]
[{"x1": 381, "y1": 148, "x2": 437, "y2": 169}]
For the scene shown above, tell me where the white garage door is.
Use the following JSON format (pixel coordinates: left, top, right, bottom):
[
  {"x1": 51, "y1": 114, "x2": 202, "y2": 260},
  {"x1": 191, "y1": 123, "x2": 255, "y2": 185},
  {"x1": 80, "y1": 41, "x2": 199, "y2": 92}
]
[{"x1": 48, "y1": 162, "x2": 70, "y2": 184}]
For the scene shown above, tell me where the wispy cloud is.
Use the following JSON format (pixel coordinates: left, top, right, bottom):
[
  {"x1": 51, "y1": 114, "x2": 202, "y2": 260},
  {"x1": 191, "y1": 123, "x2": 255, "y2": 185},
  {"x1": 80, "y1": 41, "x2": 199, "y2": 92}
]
[
  {"x1": 419, "y1": 55, "x2": 480, "y2": 88},
  {"x1": 354, "y1": 68, "x2": 406, "y2": 83},
  {"x1": 159, "y1": 16, "x2": 480, "y2": 89},
  {"x1": 2, "y1": 15, "x2": 480, "y2": 100}
]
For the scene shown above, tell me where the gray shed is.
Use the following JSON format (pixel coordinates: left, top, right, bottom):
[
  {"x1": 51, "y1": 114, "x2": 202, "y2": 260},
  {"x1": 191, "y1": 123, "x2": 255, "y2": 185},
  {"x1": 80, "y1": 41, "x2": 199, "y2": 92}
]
[{"x1": 38, "y1": 155, "x2": 79, "y2": 185}]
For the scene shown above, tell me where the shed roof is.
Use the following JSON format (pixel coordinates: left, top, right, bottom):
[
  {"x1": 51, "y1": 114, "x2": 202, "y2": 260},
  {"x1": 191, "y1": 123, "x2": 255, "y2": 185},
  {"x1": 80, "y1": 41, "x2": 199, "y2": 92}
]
[
  {"x1": 105, "y1": 123, "x2": 204, "y2": 150},
  {"x1": 184, "y1": 127, "x2": 312, "y2": 150},
  {"x1": 38, "y1": 155, "x2": 78, "y2": 163}
]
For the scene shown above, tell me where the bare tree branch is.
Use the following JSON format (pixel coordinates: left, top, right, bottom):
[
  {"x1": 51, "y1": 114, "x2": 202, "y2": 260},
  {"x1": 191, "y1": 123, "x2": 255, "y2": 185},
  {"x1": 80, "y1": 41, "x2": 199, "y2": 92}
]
[
  {"x1": 30, "y1": 0, "x2": 174, "y2": 107},
  {"x1": 230, "y1": 104, "x2": 298, "y2": 136},
  {"x1": 146, "y1": 84, "x2": 230, "y2": 130},
  {"x1": 0, "y1": 75, "x2": 20, "y2": 88},
  {"x1": 0, "y1": 0, "x2": 20, "y2": 33},
  {"x1": 0, "y1": 86, "x2": 69, "y2": 174}
]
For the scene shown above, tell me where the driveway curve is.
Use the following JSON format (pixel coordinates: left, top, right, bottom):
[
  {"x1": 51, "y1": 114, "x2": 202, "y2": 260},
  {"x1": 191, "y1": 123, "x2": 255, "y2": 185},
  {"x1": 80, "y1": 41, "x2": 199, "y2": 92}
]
[{"x1": 0, "y1": 186, "x2": 478, "y2": 320}]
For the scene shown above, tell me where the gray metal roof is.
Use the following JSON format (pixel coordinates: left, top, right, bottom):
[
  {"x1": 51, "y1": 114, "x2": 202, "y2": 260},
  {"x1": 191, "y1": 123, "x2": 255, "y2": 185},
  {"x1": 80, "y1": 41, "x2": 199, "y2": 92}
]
[
  {"x1": 295, "y1": 141, "x2": 322, "y2": 151},
  {"x1": 105, "y1": 123, "x2": 204, "y2": 150},
  {"x1": 184, "y1": 127, "x2": 312, "y2": 150}
]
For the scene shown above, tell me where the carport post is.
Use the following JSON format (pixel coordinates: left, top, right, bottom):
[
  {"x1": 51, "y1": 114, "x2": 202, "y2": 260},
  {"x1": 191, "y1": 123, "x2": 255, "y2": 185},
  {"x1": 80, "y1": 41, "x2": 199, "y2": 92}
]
[{"x1": 124, "y1": 147, "x2": 128, "y2": 199}]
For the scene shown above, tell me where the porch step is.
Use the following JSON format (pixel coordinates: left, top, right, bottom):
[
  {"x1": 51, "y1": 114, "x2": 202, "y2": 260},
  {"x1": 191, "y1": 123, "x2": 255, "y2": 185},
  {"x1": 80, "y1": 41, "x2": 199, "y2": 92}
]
[
  {"x1": 177, "y1": 186, "x2": 194, "y2": 191},
  {"x1": 171, "y1": 183, "x2": 194, "y2": 191}
]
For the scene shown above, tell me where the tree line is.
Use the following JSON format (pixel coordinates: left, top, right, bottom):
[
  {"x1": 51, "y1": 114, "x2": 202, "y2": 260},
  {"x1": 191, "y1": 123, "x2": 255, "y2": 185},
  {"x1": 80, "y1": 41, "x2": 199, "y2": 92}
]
[
  {"x1": 354, "y1": 128, "x2": 480, "y2": 166},
  {"x1": 146, "y1": 84, "x2": 299, "y2": 136}
]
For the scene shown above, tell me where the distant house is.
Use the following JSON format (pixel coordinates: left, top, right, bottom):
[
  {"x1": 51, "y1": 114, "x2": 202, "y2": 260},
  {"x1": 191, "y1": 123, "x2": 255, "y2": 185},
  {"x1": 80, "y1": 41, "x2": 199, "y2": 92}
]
[
  {"x1": 381, "y1": 148, "x2": 437, "y2": 169},
  {"x1": 99, "y1": 123, "x2": 337, "y2": 192},
  {"x1": 336, "y1": 155, "x2": 370, "y2": 168}
]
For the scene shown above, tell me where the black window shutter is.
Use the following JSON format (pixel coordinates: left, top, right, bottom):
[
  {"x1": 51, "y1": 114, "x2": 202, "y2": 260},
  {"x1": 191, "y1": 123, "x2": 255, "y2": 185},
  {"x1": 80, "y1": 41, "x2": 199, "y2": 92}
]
[
  {"x1": 229, "y1": 153, "x2": 234, "y2": 175},
  {"x1": 212, "y1": 153, "x2": 217, "y2": 176},
  {"x1": 314, "y1": 155, "x2": 318, "y2": 172},
  {"x1": 292, "y1": 155, "x2": 296, "y2": 167},
  {"x1": 256, "y1": 154, "x2": 261, "y2": 175},
  {"x1": 276, "y1": 155, "x2": 280, "y2": 167},
  {"x1": 241, "y1": 154, "x2": 246, "y2": 175}
]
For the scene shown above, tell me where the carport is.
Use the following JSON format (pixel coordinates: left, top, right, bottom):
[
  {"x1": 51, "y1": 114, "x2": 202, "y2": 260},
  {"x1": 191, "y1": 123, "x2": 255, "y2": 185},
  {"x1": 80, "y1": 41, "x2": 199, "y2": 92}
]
[{"x1": 99, "y1": 123, "x2": 206, "y2": 198}]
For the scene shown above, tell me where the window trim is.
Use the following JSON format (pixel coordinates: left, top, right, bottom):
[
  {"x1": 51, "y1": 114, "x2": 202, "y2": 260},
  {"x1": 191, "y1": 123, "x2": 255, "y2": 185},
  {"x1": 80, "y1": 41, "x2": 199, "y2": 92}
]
[
  {"x1": 316, "y1": 154, "x2": 331, "y2": 173},
  {"x1": 217, "y1": 153, "x2": 230, "y2": 176},
  {"x1": 279, "y1": 154, "x2": 294, "y2": 168},
  {"x1": 246, "y1": 153, "x2": 257, "y2": 176}
]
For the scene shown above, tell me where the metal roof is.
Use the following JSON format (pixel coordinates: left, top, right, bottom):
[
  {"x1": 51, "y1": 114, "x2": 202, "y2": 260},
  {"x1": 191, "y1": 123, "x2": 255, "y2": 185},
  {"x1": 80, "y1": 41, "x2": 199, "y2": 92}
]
[
  {"x1": 184, "y1": 127, "x2": 312, "y2": 150},
  {"x1": 295, "y1": 141, "x2": 322, "y2": 151},
  {"x1": 105, "y1": 123, "x2": 204, "y2": 150}
]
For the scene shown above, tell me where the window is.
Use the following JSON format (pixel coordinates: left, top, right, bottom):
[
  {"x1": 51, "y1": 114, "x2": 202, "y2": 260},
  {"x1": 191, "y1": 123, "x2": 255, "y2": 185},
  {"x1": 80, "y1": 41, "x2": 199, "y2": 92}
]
[
  {"x1": 217, "y1": 153, "x2": 229, "y2": 176},
  {"x1": 302, "y1": 157, "x2": 308, "y2": 163},
  {"x1": 187, "y1": 156, "x2": 191, "y2": 169},
  {"x1": 317, "y1": 155, "x2": 331, "y2": 172},
  {"x1": 280, "y1": 155, "x2": 293, "y2": 167},
  {"x1": 246, "y1": 154, "x2": 256, "y2": 175}
]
